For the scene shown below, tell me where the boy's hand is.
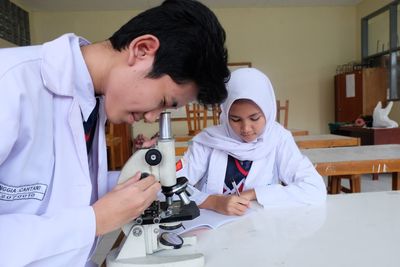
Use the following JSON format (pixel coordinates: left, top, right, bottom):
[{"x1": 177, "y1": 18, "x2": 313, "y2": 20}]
[{"x1": 92, "y1": 171, "x2": 161, "y2": 236}]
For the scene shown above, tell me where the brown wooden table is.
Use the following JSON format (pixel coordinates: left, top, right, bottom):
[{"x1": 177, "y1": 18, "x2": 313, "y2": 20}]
[
  {"x1": 295, "y1": 134, "x2": 360, "y2": 149},
  {"x1": 302, "y1": 144, "x2": 400, "y2": 193},
  {"x1": 294, "y1": 134, "x2": 359, "y2": 193},
  {"x1": 175, "y1": 127, "x2": 309, "y2": 142},
  {"x1": 175, "y1": 134, "x2": 361, "y2": 157},
  {"x1": 332, "y1": 126, "x2": 400, "y2": 180},
  {"x1": 289, "y1": 128, "x2": 309, "y2": 136}
]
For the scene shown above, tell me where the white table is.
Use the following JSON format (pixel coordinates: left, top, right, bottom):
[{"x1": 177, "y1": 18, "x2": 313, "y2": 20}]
[{"x1": 159, "y1": 191, "x2": 400, "y2": 267}]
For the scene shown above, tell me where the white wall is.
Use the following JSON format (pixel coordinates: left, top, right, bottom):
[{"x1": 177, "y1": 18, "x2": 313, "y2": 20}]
[{"x1": 215, "y1": 6, "x2": 357, "y2": 134}]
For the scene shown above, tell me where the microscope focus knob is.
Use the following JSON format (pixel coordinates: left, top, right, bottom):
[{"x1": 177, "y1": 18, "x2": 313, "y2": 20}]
[{"x1": 145, "y1": 149, "x2": 162, "y2": 166}]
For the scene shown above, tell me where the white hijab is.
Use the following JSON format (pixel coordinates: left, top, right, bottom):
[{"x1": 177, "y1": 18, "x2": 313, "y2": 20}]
[{"x1": 192, "y1": 68, "x2": 284, "y2": 161}]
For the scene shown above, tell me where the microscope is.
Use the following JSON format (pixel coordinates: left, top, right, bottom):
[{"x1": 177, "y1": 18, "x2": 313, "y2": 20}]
[{"x1": 106, "y1": 111, "x2": 204, "y2": 267}]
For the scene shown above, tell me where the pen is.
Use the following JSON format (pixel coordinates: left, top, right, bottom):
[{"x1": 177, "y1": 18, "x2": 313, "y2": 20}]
[{"x1": 230, "y1": 178, "x2": 241, "y2": 196}]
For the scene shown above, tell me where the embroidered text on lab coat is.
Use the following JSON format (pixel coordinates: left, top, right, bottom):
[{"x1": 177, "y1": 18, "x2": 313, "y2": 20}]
[{"x1": 0, "y1": 182, "x2": 47, "y2": 201}]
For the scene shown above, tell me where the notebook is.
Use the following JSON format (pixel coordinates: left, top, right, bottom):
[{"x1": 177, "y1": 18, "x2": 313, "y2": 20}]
[{"x1": 175, "y1": 207, "x2": 255, "y2": 235}]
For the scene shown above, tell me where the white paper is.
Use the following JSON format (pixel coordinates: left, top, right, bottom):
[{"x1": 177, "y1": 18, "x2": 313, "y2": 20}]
[
  {"x1": 345, "y1": 74, "x2": 355, "y2": 98},
  {"x1": 174, "y1": 208, "x2": 255, "y2": 235}
]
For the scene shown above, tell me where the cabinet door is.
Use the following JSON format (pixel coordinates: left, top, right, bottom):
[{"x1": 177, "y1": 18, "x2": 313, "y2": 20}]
[
  {"x1": 109, "y1": 123, "x2": 133, "y2": 163},
  {"x1": 362, "y1": 68, "x2": 387, "y2": 115},
  {"x1": 335, "y1": 71, "x2": 363, "y2": 122}
]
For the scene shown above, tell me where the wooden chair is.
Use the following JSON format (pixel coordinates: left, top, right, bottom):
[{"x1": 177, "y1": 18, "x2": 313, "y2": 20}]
[
  {"x1": 185, "y1": 102, "x2": 208, "y2": 136},
  {"x1": 228, "y1": 62, "x2": 252, "y2": 68},
  {"x1": 211, "y1": 104, "x2": 221, "y2": 125},
  {"x1": 276, "y1": 99, "x2": 289, "y2": 128},
  {"x1": 174, "y1": 103, "x2": 220, "y2": 143},
  {"x1": 327, "y1": 175, "x2": 361, "y2": 194},
  {"x1": 106, "y1": 121, "x2": 124, "y2": 170},
  {"x1": 175, "y1": 146, "x2": 188, "y2": 157}
]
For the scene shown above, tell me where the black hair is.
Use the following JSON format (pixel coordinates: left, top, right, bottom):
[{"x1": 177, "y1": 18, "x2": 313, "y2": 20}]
[{"x1": 109, "y1": 0, "x2": 229, "y2": 105}]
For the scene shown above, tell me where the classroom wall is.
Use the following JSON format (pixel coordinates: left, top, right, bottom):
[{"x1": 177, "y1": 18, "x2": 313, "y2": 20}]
[
  {"x1": 26, "y1": 5, "x2": 359, "y2": 136},
  {"x1": 215, "y1": 6, "x2": 357, "y2": 135},
  {"x1": 28, "y1": 10, "x2": 140, "y2": 45}
]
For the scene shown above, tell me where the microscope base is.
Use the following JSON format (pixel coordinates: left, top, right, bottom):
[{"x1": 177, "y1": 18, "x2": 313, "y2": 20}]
[{"x1": 106, "y1": 248, "x2": 204, "y2": 267}]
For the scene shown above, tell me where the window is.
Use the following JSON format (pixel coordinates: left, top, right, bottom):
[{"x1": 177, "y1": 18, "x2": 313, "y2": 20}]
[
  {"x1": 362, "y1": 0, "x2": 400, "y2": 100},
  {"x1": 0, "y1": 0, "x2": 30, "y2": 46}
]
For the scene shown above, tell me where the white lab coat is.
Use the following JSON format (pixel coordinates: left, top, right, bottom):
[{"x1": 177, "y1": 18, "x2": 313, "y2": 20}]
[
  {"x1": 177, "y1": 128, "x2": 327, "y2": 207},
  {"x1": 0, "y1": 34, "x2": 114, "y2": 266}
]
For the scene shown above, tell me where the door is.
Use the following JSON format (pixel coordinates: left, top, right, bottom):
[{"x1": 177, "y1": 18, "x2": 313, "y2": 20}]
[{"x1": 335, "y1": 70, "x2": 363, "y2": 122}]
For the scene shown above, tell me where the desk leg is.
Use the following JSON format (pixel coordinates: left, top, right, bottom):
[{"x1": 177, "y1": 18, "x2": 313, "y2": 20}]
[
  {"x1": 350, "y1": 175, "x2": 361, "y2": 193},
  {"x1": 327, "y1": 176, "x2": 332, "y2": 194},
  {"x1": 392, "y1": 172, "x2": 400, "y2": 191},
  {"x1": 328, "y1": 176, "x2": 340, "y2": 194},
  {"x1": 372, "y1": 174, "x2": 379, "y2": 180}
]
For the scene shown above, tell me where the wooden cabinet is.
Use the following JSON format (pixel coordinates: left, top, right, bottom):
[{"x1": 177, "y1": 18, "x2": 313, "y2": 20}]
[
  {"x1": 112, "y1": 123, "x2": 132, "y2": 162},
  {"x1": 333, "y1": 126, "x2": 400, "y2": 145},
  {"x1": 106, "y1": 122, "x2": 132, "y2": 170},
  {"x1": 334, "y1": 68, "x2": 387, "y2": 122}
]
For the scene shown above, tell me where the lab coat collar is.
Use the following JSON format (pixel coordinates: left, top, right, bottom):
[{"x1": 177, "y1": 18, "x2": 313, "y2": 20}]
[
  {"x1": 73, "y1": 37, "x2": 96, "y2": 121},
  {"x1": 41, "y1": 34, "x2": 96, "y2": 121}
]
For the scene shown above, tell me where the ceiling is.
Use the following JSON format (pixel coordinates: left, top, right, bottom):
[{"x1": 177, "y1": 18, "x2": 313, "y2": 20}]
[{"x1": 13, "y1": 0, "x2": 363, "y2": 12}]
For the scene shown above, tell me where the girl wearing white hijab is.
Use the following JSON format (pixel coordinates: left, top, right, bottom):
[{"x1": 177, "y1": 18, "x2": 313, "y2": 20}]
[{"x1": 176, "y1": 68, "x2": 326, "y2": 215}]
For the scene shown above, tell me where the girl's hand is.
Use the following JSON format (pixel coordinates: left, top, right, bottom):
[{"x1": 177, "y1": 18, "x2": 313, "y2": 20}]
[
  {"x1": 199, "y1": 194, "x2": 251, "y2": 216},
  {"x1": 240, "y1": 189, "x2": 256, "y2": 201}
]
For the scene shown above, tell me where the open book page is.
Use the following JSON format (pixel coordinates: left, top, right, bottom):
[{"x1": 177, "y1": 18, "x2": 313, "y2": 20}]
[{"x1": 176, "y1": 206, "x2": 256, "y2": 235}]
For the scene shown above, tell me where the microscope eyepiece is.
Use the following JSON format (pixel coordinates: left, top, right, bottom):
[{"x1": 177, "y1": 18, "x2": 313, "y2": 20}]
[{"x1": 159, "y1": 112, "x2": 172, "y2": 140}]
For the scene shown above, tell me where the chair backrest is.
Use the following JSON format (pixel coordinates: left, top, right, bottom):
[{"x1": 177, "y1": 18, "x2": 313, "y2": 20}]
[
  {"x1": 185, "y1": 102, "x2": 208, "y2": 135},
  {"x1": 211, "y1": 104, "x2": 222, "y2": 125},
  {"x1": 276, "y1": 99, "x2": 289, "y2": 128}
]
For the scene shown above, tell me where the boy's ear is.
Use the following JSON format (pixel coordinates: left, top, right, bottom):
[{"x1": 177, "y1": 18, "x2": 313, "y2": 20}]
[{"x1": 127, "y1": 34, "x2": 160, "y2": 65}]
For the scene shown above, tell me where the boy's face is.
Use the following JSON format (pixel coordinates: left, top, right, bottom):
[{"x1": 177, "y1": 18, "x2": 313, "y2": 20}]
[
  {"x1": 228, "y1": 99, "x2": 266, "y2": 143},
  {"x1": 103, "y1": 65, "x2": 198, "y2": 125}
]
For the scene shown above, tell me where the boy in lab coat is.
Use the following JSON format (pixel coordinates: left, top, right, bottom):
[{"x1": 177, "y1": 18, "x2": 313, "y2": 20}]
[{"x1": 0, "y1": 0, "x2": 229, "y2": 266}]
